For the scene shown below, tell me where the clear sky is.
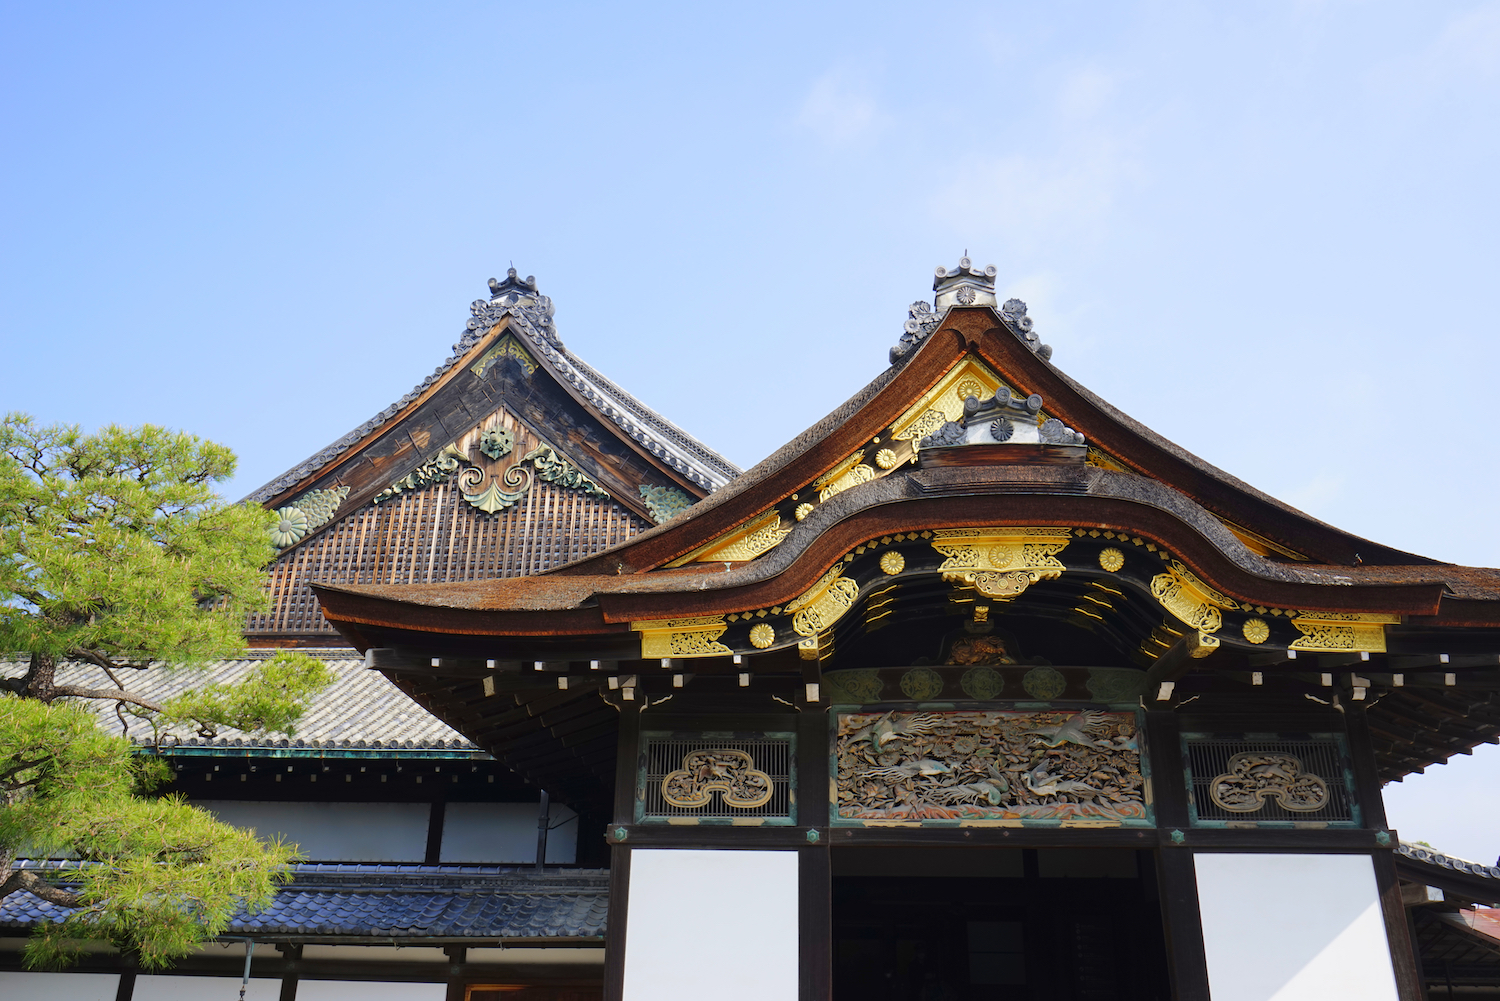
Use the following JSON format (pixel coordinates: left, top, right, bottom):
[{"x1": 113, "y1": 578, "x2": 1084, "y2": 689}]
[{"x1": 4, "y1": 2, "x2": 1499, "y2": 859}]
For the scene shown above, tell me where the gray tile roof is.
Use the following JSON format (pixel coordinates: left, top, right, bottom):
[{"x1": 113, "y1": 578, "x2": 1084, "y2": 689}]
[
  {"x1": 1400, "y1": 842, "x2": 1500, "y2": 881},
  {"x1": 0, "y1": 650, "x2": 476, "y2": 752},
  {"x1": 0, "y1": 864, "x2": 607, "y2": 941}
]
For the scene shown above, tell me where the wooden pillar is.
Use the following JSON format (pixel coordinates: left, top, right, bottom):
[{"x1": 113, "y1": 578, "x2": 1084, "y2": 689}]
[
  {"x1": 1143, "y1": 709, "x2": 1211, "y2": 1001},
  {"x1": 798, "y1": 705, "x2": 830, "y2": 1000},
  {"x1": 1347, "y1": 703, "x2": 1424, "y2": 1001},
  {"x1": 603, "y1": 701, "x2": 640, "y2": 1001}
]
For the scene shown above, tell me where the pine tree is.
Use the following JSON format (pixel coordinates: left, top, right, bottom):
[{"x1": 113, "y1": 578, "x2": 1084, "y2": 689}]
[{"x1": 0, "y1": 413, "x2": 333, "y2": 969}]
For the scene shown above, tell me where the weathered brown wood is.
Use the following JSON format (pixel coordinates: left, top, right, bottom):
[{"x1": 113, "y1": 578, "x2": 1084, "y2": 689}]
[
  {"x1": 603, "y1": 845, "x2": 630, "y2": 1001},
  {"x1": 1155, "y1": 849, "x2": 1211, "y2": 1001},
  {"x1": 1372, "y1": 848, "x2": 1426, "y2": 1001},
  {"x1": 799, "y1": 846, "x2": 831, "y2": 1001}
]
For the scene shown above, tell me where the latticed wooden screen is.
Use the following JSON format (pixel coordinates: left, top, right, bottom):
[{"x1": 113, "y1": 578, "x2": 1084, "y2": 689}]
[{"x1": 248, "y1": 479, "x2": 647, "y2": 636}]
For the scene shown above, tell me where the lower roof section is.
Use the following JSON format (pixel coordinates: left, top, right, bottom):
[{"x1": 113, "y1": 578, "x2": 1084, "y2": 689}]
[{"x1": 0, "y1": 864, "x2": 607, "y2": 943}]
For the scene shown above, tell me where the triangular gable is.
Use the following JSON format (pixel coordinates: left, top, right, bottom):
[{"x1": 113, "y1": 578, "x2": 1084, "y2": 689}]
[{"x1": 243, "y1": 270, "x2": 738, "y2": 641}]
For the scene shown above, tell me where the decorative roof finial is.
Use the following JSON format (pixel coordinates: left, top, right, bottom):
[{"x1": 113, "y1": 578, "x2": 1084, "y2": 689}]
[
  {"x1": 933, "y1": 257, "x2": 998, "y2": 311},
  {"x1": 890, "y1": 259, "x2": 1055, "y2": 365}
]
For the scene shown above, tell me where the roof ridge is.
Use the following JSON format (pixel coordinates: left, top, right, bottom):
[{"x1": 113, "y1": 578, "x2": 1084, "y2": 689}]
[{"x1": 242, "y1": 273, "x2": 738, "y2": 505}]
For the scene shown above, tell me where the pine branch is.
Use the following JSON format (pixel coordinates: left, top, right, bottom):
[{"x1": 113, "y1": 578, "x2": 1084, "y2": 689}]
[
  {"x1": 50, "y1": 686, "x2": 165, "y2": 714},
  {"x1": 0, "y1": 869, "x2": 82, "y2": 908}
]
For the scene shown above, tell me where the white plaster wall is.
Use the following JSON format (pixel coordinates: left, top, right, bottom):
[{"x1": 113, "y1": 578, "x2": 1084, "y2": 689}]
[
  {"x1": 441, "y1": 801, "x2": 578, "y2": 863},
  {"x1": 622, "y1": 849, "x2": 799, "y2": 1001},
  {"x1": 0, "y1": 972, "x2": 119, "y2": 1000},
  {"x1": 1195, "y1": 853, "x2": 1399, "y2": 1001},
  {"x1": 198, "y1": 801, "x2": 429, "y2": 862},
  {"x1": 133, "y1": 974, "x2": 280, "y2": 999},
  {"x1": 296, "y1": 980, "x2": 445, "y2": 1000}
]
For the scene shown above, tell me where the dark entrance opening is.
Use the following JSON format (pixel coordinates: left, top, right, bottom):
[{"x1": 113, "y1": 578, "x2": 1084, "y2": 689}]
[{"x1": 832, "y1": 847, "x2": 1172, "y2": 1001}]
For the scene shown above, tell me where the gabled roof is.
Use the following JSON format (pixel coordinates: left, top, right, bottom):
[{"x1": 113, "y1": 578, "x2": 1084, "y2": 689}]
[
  {"x1": 238, "y1": 270, "x2": 741, "y2": 642},
  {"x1": 310, "y1": 260, "x2": 1500, "y2": 790},
  {"x1": 247, "y1": 270, "x2": 736, "y2": 525},
  {"x1": 316, "y1": 262, "x2": 1499, "y2": 636}
]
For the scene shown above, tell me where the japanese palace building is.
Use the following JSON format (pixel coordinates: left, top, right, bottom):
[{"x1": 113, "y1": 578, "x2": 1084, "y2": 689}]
[{"x1": 7, "y1": 262, "x2": 1500, "y2": 1000}]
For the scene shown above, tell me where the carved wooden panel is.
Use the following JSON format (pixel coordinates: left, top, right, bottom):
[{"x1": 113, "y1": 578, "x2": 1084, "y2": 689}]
[
  {"x1": 1183, "y1": 734, "x2": 1357, "y2": 827},
  {"x1": 637, "y1": 732, "x2": 795, "y2": 824},
  {"x1": 832, "y1": 710, "x2": 1150, "y2": 827}
]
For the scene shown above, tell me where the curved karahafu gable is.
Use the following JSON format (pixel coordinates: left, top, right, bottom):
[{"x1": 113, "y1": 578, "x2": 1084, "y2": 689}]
[{"x1": 310, "y1": 260, "x2": 1500, "y2": 785}]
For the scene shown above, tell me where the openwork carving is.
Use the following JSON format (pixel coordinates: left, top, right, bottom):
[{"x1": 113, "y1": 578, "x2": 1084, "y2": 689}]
[
  {"x1": 949, "y1": 635, "x2": 1016, "y2": 666},
  {"x1": 639, "y1": 483, "x2": 694, "y2": 524},
  {"x1": 1287, "y1": 611, "x2": 1396, "y2": 653},
  {"x1": 470, "y1": 333, "x2": 540, "y2": 379},
  {"x1": 835, "y1": 710, "x2": 1146, "y2": 825},
  {"x1": 688, "y1": 510, "x2": 793, "y2": 563},
  {"x1": 662, "y1": 749, "x2": 775, "y2": 810},
  {"x1": 787, "y1": 563, "x2": 860, "y2": 636},
  {"x1": 933, "y1": 527, "x2": 1071, "y2": 600},
  {"x1": 816, "y1": 452, "x2": 876, "y2": 502},
  {"x1": 289, "y1": 486, "x2": 350, "y2": 530},
  {"x1": 373, "y1": 444, "x2": 472, "y2": 505},
  {"x1": 633, "y1": 616, "x2": 733, "y2": 659},
  {"x1": 1150, "y1": 561, "x2": 1236, "y2": 633},
  {"x1": 523, "y1": 445, "x2": 609, "y2": 498},
  {"x1": 1208, "y1": 753, "x2": 1330, "y2": 814}
]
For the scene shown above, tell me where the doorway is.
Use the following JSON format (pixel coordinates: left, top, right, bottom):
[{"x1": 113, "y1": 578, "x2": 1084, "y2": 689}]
[{"x1": 831, "y1": 847, "x2": 1172, "y2": 1001}]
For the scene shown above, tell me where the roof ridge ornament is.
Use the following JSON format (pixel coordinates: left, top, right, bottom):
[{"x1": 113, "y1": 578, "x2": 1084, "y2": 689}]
[
  {"x1": 889, "y1": 258, "x2": 1054, "y2": 364},
  {"x1": 467, "y1": 267, "x2": 560, "y2": 349}
]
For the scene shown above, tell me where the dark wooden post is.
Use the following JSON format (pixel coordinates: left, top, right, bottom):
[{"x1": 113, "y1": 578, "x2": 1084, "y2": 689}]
[
  {"x1": 603, "y1": 700, "x2": 640, "y2": 1001},
  {"x1": 1346, "y1": 702, "x2": 1425, "y2": 1001},
  {"x1": 798, "y1": 704, "x2": 831, "y2": 1000},
  {"x1": 1143, "y1": 709, "x2": 1211, "y2": 1001}
]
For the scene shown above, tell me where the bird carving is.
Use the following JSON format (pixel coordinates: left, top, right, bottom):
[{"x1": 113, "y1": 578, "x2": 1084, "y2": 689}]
[
  {"x1": 1023, "y1": 762, "x2": 1102, "y2": 801},
  {"x1": 860, "y1": 758, "x2": 952, "y2": 781},
  {"x1": 852, "y1": 711, "x2": 945, "y2": 750},
  {"x1": 1023, "y1": 711, "x2": 1108, "y2": 749}
]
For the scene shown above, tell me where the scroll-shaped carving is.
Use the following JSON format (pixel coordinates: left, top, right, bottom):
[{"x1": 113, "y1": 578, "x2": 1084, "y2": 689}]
[
  {"x1": 787, "y1": 563, "x2": 860, "y2": 636},
  {"x1": 661, "y1": 749, "x2": 774, "y2": 809},
  {"x1": 633, "y1": 615, "x2": 732, "y2": 659},
  {"x1": 1150, "y1": 560, "x2": 1236, "y2": 634},
  {"x1": 1208, "y1": 752, "x2": 1329, "y2": 814}
]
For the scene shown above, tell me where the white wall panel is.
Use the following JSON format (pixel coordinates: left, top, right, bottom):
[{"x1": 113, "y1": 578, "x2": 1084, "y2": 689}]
[
  {"x1": 296, "y1": 980, "x2": 445, "y2": 1000},
  {"x1": 622, "y1": 849, "x2": 799, "y2": 1001},
  {"x1": 1195, "y1": 852, "x2": 1399, "y2": 1001},
  {"x1": 0, "y1": 972, "x2": 118, "y2": 1001},
  {"x1": 133, "y1": 974, "x2": 280, "y2": 999},
  {"x1": 440, "y1": 801, "x2": 577, "y2": 863},
  {"x1": 198, "y1": 801, "x2": 429, "y2": 862}
]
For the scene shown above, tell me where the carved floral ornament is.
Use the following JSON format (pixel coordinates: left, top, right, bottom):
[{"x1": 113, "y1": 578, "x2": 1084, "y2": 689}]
[{"x1": 269, "y1": 485, "x2": 351, "y2": 550}]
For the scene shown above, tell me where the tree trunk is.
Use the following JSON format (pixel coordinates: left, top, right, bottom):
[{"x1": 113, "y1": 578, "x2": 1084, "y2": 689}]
[{"x1": 24, "y1": 652, "x2": 58, "y2": 703}]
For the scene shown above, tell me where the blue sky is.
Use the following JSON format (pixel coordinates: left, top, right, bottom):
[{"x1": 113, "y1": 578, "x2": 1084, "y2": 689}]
[{"x1": 4, "y1": 1, "x2": 1499, "y2": 858}]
